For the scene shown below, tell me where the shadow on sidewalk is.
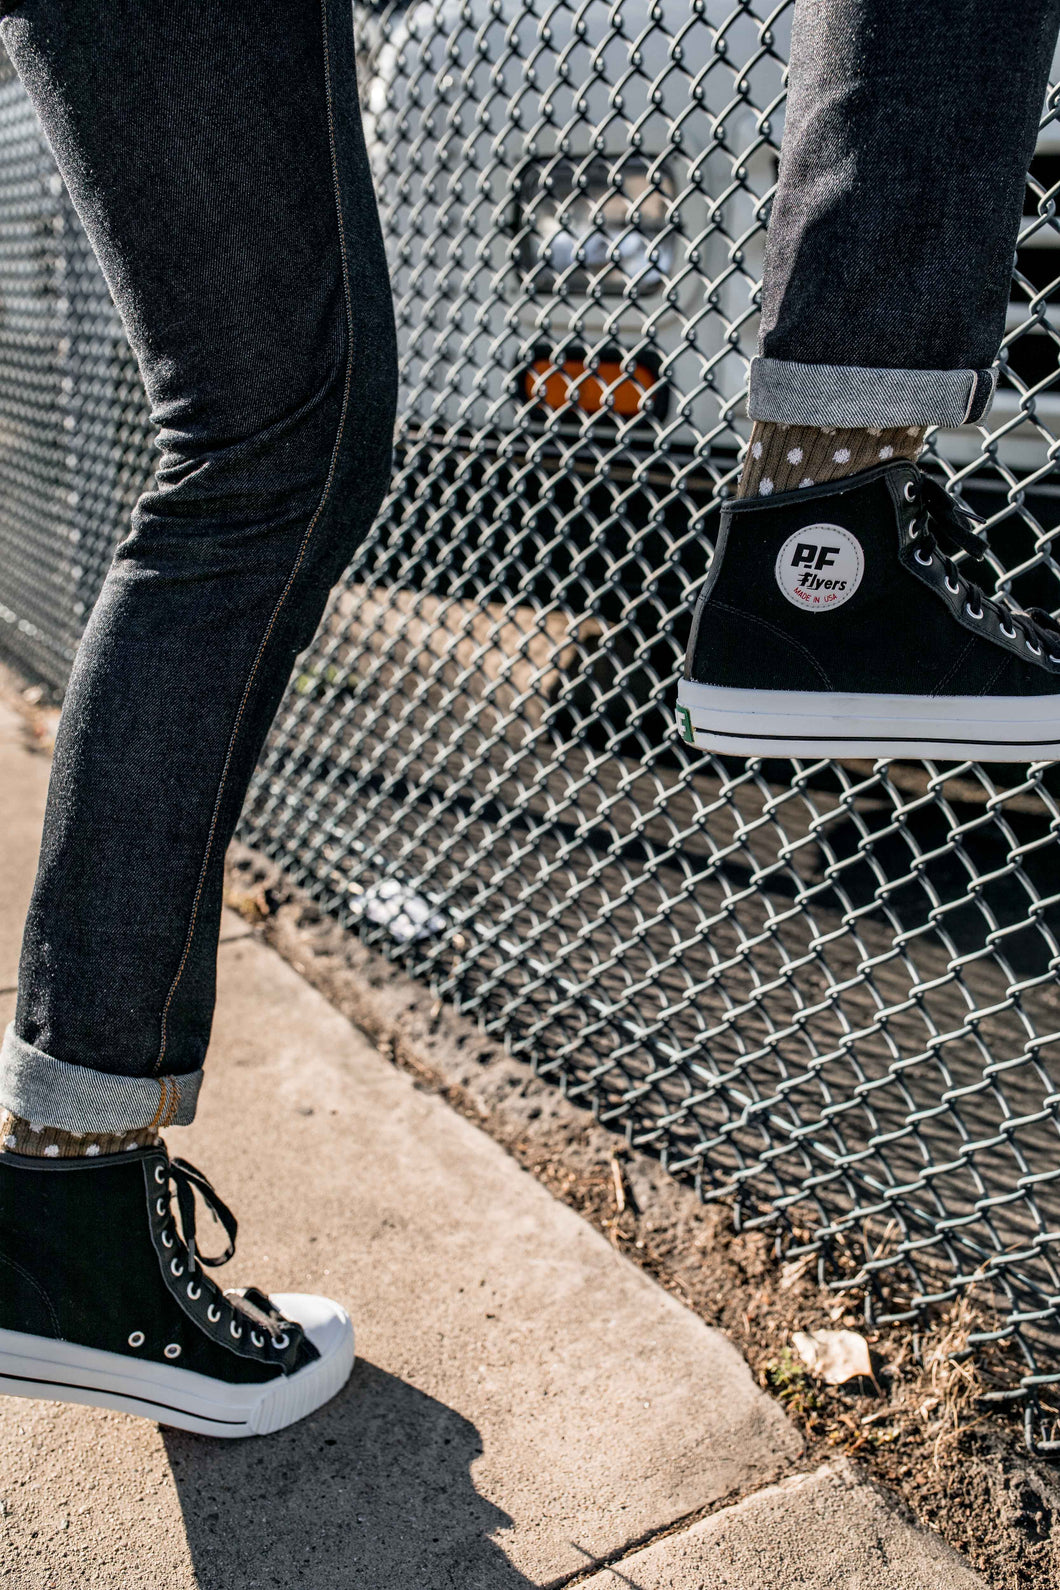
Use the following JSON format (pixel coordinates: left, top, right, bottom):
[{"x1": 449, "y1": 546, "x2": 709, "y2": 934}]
[{"x1": 162, "y1": 1358, "x2": 537, "y2": 1589}]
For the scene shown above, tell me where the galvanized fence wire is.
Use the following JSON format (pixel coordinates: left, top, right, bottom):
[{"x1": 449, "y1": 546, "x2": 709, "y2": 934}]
[{"x1": 3, "y1": 10, "x2": 1060, "y2": 1447}]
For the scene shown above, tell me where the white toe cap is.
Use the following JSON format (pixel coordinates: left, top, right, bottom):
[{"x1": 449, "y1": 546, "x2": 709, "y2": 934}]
[{"x1": 268, "y1": 1293, "x2": 353, "y2": 1363}]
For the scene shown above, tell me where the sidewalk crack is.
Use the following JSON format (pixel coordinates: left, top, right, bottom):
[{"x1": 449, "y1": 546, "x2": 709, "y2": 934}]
[{"x1": 543, "y1": 1465, "x2": 803, "y2": 1588}]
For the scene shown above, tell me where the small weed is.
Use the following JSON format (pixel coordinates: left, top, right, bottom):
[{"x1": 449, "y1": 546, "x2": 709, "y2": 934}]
[{"x1": 763, "y1": 1347, "x2": 824, "y2": 1418}]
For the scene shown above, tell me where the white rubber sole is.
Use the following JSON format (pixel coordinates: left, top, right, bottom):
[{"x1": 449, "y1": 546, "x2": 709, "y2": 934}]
[
  {"x1": 0, "y1": 1293, "x2": 354, "y2": 1439},
  {"x1": 677, "y1": 679, "x2": 1060, "y2": 763}
]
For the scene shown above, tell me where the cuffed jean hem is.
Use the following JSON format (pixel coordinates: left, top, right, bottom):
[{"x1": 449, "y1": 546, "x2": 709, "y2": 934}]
[
  {"x1": 0, "y1": 1024, "x2": 202, "y2": 1134},
  {"x1": 748, "y1": 357, "x2": 998, "y2": 428}
]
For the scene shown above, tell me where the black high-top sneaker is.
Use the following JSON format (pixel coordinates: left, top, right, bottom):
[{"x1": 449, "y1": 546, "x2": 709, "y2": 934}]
[
  {"x1": 0, "y1": 1143, "x2": 354, "y2": 1438},
  {"x1": 677, "y1": 461, "x2": 1060, "y2": 762}
]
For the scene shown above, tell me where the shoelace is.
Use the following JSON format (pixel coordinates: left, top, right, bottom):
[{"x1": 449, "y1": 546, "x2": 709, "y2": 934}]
[
  {"x1": 161, "y1": 1155, "x2": 292, "y2": 1351},
  {"x1": 169, "y1": 1156, "x2": 237, "y2": 1272},
  {"x1": 909, "y1": 473, "x2": 1060, "y2": 664}
]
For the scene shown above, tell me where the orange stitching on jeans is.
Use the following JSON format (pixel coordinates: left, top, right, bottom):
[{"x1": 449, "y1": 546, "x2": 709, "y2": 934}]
[
  {"x1": 153, "y1": 0, "x2": 357, "y2": 1075},
  {"x1": 161, "y1": 1079, "x2": 180, "y2": 1130}
]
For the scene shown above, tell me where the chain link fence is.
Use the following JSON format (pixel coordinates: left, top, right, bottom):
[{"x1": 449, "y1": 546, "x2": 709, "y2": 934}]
[{"x1": 2, "y1": 9, "x2": 1060, "y2": 1448}]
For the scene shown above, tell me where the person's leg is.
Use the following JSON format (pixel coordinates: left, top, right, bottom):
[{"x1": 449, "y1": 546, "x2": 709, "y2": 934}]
[
  {"x1": 754, "y1": 0, "x2": 1060, "y2": 443},
  {"x1": 0, "y1": 0, "x2": 396, "y2": 1434},
  {"x1": 0, "y1": 0, "x2": 396, "y2": 1138},
  {"x1": 679, "y1": 0, "x2": 1060, "y2": 762},
  {"x1": 737, "y1": 0, "x2": 1060, "y2": 497}
]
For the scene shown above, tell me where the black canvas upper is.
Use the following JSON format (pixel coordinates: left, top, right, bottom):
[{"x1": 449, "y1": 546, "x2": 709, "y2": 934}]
[
  {"x1": 685, "y1": 463, "x2": 1060, "y2": 698},
  {"x1": 0, "y1": 1145, "x2": 317, "y2": 1384}
]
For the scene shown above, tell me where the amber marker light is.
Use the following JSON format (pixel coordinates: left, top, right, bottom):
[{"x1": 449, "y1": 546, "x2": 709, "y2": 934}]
[{"x1": 524, "y1": 354, "x2": 660, "y2": 417}]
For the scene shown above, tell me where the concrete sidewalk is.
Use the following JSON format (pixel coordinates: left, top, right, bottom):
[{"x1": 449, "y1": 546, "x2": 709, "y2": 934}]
[{"x1": 0, "y1": 696, "x2": 988, "y2": 1589}]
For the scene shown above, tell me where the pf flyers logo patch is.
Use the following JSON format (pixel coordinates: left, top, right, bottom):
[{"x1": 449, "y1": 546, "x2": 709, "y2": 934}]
[{"x1": 775, "y1": 524, "x2": 864, "y2": 612}]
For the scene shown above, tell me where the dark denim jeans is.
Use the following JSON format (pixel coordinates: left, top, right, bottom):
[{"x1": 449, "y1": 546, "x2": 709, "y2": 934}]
[
  {"x1": 751, "y1": 0, "x2": 1060, "y2": 429},
  {"x1": 0, "y1": 0, "x2": 397, "y2": 1133}
]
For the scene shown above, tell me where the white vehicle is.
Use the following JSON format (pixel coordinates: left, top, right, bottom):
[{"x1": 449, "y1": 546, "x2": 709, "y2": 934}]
[{"x1": 363, "y1": 0, "x2": 785, "y2": 488}]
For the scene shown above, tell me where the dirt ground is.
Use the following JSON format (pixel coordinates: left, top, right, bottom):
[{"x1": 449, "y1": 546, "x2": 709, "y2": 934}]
[{"x1": 223, "y1": 840, "x2": 1060, "y2": 1590}]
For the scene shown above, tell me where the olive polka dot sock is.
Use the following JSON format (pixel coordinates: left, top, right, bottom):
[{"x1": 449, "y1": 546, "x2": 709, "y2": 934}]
[
  {"x1": 0, "y1": 1107, "x2": 158, "y2": 1158},
  {"x1": 737, "y1": 422, "x2": 926, "y2": 498}
]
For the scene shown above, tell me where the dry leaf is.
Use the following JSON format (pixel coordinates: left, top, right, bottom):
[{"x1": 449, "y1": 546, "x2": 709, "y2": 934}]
[{"x1": 792, "y1": 1328, "x2": 875, "y2": 1386}]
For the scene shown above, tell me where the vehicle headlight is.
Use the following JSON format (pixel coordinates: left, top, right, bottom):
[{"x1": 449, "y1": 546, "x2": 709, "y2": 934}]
[{"x1": 515, "y1": 156, "x2": 676, "y2": 296}]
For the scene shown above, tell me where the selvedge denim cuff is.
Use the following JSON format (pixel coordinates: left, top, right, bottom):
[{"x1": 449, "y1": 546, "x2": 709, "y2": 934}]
[
  {"x1": 0, "y1": 1024, "x2": 202, "y2": 1134},
  {"x1": 748, "y1": 357, "x2": 998, "y2": 429}
]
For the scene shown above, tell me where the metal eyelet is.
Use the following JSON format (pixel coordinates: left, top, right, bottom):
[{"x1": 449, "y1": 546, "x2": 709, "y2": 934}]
[
  {"x1": 161, "y1": 1229, "x2": 174, "y2": 1248},
  {"x1": 945, "y1": 576, "x2": 960, "y2": 594},
  {"x1": 154, "y1": 1164, "x2": 166, "y2": 1185},
  {"x1": 903, "y1": 480, "x2": 917, "y2": 502},
  {"x1": 914, "y1": 547, "x2": 932, "y2": 566},
  {"x1": 128, "y1": 1331, "x2": 145, "y2": 1348},
  {"x1": 156, "y1": 1197, "x2": 167, "y2": 1217},
  {"x1": 207, "y1": 1304, "x2": 222, "y2": 1323},
  {"x1": 1050, "y1": 654, "x2": 1060, "y2": 665},
  {"x1": 170, "y1": 1257, "x2": 184, "y2": 1277},
  {"x1": 273, "y1": 1333, "x2": 290, "y2": 1351},
  {"x1": 230, "y1": 1319, "x2": 243, "y2": 1340},
  {"x1": 1026, "y1": 637, "x2": 1043, "y2": 656},
  {"x1": 251, "y1": 1331, "x2": 265, "y2": 1348},
  {"x1": 164, "y1": 1343, "x2": 181, "y2": 1360},
  {"x1": 1000, "y1": 623, "x2": 1016, "y2": 639},
  {"x1": 187, "y1": 1281, "x2": 202, "y2": 1301},
  {"x1": 965, "y1": 602, "x2": 984, "y2": 620}
]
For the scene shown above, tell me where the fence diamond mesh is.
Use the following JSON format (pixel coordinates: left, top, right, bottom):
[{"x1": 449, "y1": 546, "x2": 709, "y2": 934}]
[{"x1": 2, "y1": 9, "x2": 1060, "y2": 1448}]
